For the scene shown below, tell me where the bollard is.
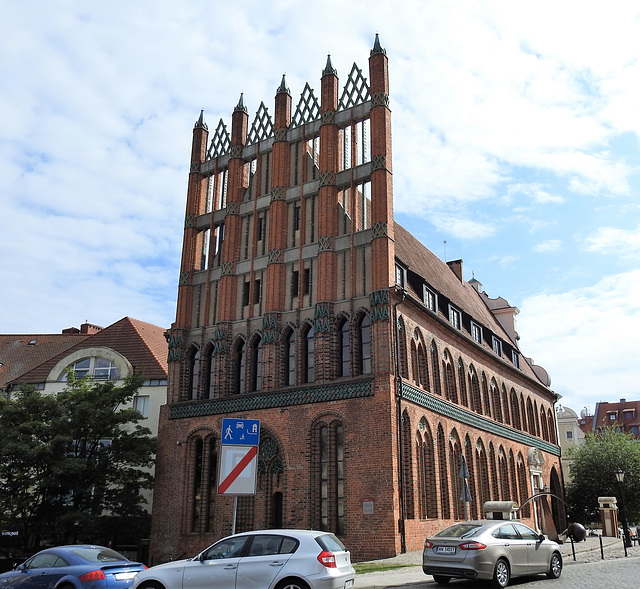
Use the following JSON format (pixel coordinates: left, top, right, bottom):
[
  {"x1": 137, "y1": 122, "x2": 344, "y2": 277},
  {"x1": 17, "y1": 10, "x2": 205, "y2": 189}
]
[
  {"x1": 570, "y1": 537, "x2": 576, "y2": 561},
  {"x1": 600, "y1": 536, "x2": 604, "y2": 560}
]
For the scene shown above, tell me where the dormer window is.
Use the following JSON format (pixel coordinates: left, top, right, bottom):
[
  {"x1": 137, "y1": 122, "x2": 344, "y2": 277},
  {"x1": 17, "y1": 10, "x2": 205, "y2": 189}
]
[
  {"x1": 471, "y1": 321, "x2": 482, "y2": 344},
  {"x1": 492, "y1": 336, "x2": 503, "y2": 357},
  {"x1": 395, "y1": 263, "x2": 407, "y2": 289},
  {"x1": 624, "y1": 410, "x2": 635, "y2": 419},
  {"x1": 423, "y1": 285, "x2": 437, "y2": 312},
  {"x1": 511, "y1": 350, "x2": 520, "y2": 368},
  {"x1": 608, "y1": 412, "x2": 617, "y2": 421},
  {"x1": 449, "y1": 305, "x2": 461, "y2": 330}
]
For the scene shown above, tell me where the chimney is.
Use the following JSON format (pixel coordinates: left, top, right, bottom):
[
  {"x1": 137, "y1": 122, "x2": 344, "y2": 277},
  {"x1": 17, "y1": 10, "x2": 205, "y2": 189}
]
[
  {"x1": 620, "y1": 398, "x2": 626, "y2": 403},
  {"x1": 80, "y1": 322, "x2": 103, "y2": 335},
  {"x1": 446, "y1": 259, "x2": 463, "y2": 282}
]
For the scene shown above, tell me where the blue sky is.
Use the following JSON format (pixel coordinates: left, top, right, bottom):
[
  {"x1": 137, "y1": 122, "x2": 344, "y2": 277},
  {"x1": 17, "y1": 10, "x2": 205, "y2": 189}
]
[{"x1": 2, "y1": 0, "x2": 640, "y2": 414}]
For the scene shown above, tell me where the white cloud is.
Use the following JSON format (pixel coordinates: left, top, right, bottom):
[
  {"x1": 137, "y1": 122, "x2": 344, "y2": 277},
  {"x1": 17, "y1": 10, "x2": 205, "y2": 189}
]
[
  {"x1": 519, "y1": 269, "x2": 640, "y2": 411},
  {"x1": 533, "y1": 240, "x2": 563, "y2": 253},
  {"x1": 583, "y1": 224, "x2": 640, "y2": 259}
]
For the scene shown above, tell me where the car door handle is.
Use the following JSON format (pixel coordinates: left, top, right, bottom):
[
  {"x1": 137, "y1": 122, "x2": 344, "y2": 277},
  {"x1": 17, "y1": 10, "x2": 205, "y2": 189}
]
[
  {"x1": 269, "y1": 562, "x2": 284, "y2": 567},
  {"x1": 223, "y1": 565, "x2": 237, "y2": 570}
]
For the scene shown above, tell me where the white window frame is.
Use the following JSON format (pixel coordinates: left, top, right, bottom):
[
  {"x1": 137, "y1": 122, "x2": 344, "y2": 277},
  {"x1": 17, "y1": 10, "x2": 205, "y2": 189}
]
[
  {"x1": 449, "y1": 305, "x2": 461, "y2": 330},
  {"x1": 492, "y1": 336, "x2": 503, "y2": 357},
  {"x1": 423, "y1": 285, "x2": 437, "y2": 312},
  {"x1": 133, "y1": 395, "x2": 150, "y2": 418},
  {"x1": 471, "y1": 321, "x2": 483, "y2": 344},
  {"x1": 395, "y1": 263, "x2": 407, "y2": 289},
  {"x1": 511, "y1": 350, "x2": 520, "y2": 368}
]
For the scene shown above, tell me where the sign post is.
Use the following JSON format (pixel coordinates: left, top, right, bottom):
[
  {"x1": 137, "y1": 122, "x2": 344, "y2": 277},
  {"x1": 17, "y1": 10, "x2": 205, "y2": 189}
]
[{"x1": 218, "y1": 419, "x2": 260, "y2": 534}]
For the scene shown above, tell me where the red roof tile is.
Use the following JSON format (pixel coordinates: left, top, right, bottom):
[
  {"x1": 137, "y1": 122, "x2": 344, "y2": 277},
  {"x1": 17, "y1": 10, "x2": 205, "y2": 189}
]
[
  {"x1": 0, "y1": 333, "x2": 89, "y2": 389},
  {"x1": 394, "y1": 221, "x2": 545, "y2": 385},
  {"x1": 7, "y1": 317, "x2": 168, "y2": 386}
]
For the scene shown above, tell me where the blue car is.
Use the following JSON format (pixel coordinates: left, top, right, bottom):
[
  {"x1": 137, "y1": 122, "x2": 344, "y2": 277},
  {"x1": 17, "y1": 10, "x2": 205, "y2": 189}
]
[{"x1": 0, "y1": 545, "x2": 146, "y2": 589}]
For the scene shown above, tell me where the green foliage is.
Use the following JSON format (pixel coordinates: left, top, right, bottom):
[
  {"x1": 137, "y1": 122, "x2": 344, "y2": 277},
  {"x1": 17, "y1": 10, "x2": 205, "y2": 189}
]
[
  {"x1": 565, "y1": 427, "x2": 640, "y2": 525},
  {"x1": 0, "y1": 374, "x2": 156, "y2": 550}
]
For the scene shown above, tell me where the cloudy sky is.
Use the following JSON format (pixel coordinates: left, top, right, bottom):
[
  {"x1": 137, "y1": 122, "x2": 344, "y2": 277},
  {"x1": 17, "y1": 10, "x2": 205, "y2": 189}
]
[{"x1": 2, "y1": 0, "x2": 639, "y2": 414}]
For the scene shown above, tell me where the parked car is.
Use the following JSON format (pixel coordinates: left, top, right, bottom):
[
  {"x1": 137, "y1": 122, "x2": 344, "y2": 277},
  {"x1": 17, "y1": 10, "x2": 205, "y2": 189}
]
[
  {"x1": 131, "y1": 529, "x2": 355, "y2": 589},
  {"x1": 422, "y1": 520, "x2": 562, "y2": 587},
  {"x1": 0, "y1": 545, "x2": 146, "y2": 589}
]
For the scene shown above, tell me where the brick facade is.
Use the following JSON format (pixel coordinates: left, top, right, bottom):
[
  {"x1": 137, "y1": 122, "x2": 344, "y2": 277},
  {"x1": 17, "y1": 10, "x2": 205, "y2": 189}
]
[{"x1": 149, "y1": 35, "x2": 565, "y2": 564}]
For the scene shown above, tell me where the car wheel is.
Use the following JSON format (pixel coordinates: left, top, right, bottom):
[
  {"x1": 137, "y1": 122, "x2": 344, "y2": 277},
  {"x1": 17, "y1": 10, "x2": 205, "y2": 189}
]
[
  {"x1": 492, "y1": 558, "x2": 510, "y2": 588},
  {"x1": 275, "y1": 579, "x2": 310, "y2": 589},
  {"x1": 138, "y1": 582, "x2": 166, "y2": 589},
  {"x1": 547, "y1": 552, "x2": 562, "y2": 579},
  {"x1": 432, "y1": 575, "x2": 451, "y2": 585}
]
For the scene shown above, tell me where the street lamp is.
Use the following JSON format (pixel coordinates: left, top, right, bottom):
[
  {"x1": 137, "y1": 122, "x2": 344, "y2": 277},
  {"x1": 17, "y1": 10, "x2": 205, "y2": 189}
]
[{"x1": 615, "y1": 468, "x2": 633, "y2": 549}]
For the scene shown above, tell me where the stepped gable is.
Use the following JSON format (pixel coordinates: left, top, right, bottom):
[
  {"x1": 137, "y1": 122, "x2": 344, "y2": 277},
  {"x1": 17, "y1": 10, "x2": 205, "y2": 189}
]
[
  {"x1": 0, "y1": 333, "x2": 89, "y2": 389},
  {"x1": 12, "y1": 317, "x2": 168, "y2": 385},
  {"x1": 394, "y1": 221, "x2": 544, "y2": 385}
]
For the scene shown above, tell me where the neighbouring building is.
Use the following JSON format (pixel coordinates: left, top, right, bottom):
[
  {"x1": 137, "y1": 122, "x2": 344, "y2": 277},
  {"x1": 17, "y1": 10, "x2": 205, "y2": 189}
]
[
  {"x1": 150, "y1": 36, "x2": 564, "y2": 563},
  {"x1": 0, "y1": 317, "x2": 168, "y2": 551},
  {"x1": 555, "y1": 405, "x2": 589, "y2": 482},
  {"x1": 585, "y1": 399, "x2": 640, "y2": 438}
]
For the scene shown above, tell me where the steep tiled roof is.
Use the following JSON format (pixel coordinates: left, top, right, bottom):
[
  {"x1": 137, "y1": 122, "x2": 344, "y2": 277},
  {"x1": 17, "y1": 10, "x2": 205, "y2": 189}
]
[
  {"x1": 394, "y1": 221, "x2": 545, "y2": 385},
  {"x1": 9, "y1": 317, "x2": 168, "y2": 385},
  {"x1": 0, "y1": 333, "x2": 89, "y2": 389}
]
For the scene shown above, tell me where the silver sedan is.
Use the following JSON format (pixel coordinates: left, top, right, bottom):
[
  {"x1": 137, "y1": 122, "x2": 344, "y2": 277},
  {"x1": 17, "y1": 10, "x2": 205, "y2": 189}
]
[
  {"x1": 422, "y1": 519, "x2": 562, "y2": 587},
  {"x1": 132, "y1": 529, "x2": 354, "y2": 589}
]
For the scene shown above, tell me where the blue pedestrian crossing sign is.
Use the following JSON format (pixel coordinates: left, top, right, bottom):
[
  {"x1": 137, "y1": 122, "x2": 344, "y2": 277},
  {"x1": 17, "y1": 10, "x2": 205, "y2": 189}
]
[{"x1": 221, "y1": 418, "x2": 260, "y2": 446}]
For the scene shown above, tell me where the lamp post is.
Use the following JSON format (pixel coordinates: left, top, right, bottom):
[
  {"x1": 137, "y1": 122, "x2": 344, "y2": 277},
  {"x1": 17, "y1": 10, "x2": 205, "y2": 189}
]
[{"x1": 615, "y1": 468, "x2": 633, "y2": 550}]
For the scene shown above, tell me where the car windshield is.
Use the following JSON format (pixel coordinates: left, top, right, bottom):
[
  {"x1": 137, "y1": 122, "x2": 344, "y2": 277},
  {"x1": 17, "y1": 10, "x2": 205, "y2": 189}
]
[
  {"x1": 70, "y1": 548, "x2": 128, "y2": 563},
  {"x1": 434, "y1": 523, "x2": 484, "y2": 539}
]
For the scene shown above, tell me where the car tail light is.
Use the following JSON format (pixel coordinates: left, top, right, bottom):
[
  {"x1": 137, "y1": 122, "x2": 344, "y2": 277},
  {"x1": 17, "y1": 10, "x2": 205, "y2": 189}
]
[
  {"x1": 458, "y1": 541, "x2": 487, "y2": 550},
  {"x1": 79, "y1": 570, "x2": 107, "y2": 583},
  {"x1": 317, "y1": 550, "x2": 337, "y2": 568},
  {"x1": 424, "y1": 540, "x2": 434, "y2": 549}
]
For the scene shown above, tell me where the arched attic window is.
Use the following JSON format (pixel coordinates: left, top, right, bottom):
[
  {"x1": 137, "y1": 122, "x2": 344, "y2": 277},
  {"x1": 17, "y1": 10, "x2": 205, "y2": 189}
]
[{"x1": 59, "y1": 357, "x2": 121, "y2": 381}]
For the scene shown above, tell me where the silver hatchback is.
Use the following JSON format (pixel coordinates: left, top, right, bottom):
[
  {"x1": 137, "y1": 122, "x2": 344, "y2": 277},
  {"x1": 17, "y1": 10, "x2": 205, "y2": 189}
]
[
  {"x1": 422, "y1": 520, "x2": 562, "y2": 587},
  {"x1": 132, "y1": 529, "x2": 354, "y2": 589}
]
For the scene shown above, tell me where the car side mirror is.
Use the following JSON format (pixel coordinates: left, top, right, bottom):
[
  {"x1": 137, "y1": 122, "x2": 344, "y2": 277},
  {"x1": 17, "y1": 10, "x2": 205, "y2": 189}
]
[{"x1": 538, "y1": 534, "x2": 546, "y2": 542}]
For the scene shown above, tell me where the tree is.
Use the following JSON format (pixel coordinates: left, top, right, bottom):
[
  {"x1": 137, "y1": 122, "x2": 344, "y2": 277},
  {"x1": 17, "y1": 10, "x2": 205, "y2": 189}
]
[
  {"x1": 565, "y1": 427, "x2": 640, "y2": 525},
  {"x1": 0, "y1": 374, "x2": 156, "y2": 551}
]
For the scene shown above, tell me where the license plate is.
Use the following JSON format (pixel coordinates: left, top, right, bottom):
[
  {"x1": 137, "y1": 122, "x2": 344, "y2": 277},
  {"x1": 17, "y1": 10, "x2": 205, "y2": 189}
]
[
  {"x1": 344, "y1": 579, "x2": 354, "y2": 589},
  {"x1": 435, "y1": 546, "x2": 456, "y2": 554},
  {"x1": 114, "y1": 572, "x2": 137, "y2": 581}
]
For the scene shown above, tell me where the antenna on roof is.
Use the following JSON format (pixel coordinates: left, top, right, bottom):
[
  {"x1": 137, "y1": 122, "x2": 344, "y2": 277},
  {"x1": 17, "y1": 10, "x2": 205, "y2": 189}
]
[{"x1": 443, "y1": 240, "x2": 447, "y2": 261}]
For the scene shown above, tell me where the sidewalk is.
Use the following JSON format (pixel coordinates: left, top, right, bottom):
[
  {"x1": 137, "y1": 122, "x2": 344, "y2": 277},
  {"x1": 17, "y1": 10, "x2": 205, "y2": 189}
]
[{"x1": 354, "y1": 535, "x2": 640, "y2": 589}]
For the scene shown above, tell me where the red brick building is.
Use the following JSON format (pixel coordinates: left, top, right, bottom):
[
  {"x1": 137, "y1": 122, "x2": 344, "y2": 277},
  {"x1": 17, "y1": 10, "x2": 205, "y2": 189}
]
[
  {"x1": 150, "y1": 36, "x2": 564, "y2": 563},
  {"x1": 586, "y1": 399, "x2": 640, "y2": 438}
]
